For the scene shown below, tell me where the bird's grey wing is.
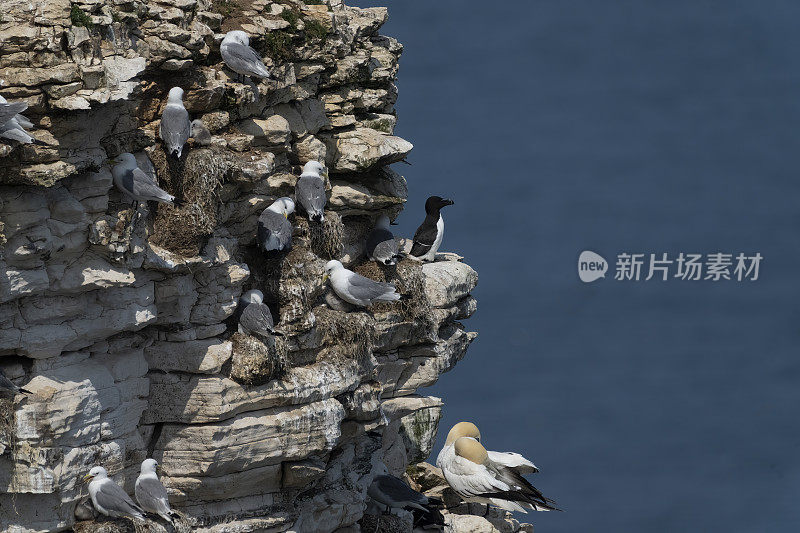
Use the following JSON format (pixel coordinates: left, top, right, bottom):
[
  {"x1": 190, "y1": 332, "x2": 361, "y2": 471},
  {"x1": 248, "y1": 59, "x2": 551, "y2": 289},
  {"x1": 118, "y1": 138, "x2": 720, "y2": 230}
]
[
  {"x1": 296, "y1": 175, "x2": 326, "y2": 214},
  {"x1": 161, "y1": 107, "x2": 191, "y2": 149},
  {"x1": 239, "y1": 303, "x2": 275, "y2": 335},
  {"x1": 346, "y1": 273, "x2": 396, "y2": 301},
  {"x1": 374, "y1": 475, "x2": 429, "y2": 506},
  {"x1": 373, "y1": 238, "x2": 399, "y2": 263},
  {"x1": 96, "y1": 481, "x2": 144, "y2": 517},
  {"x1": 366, "y1": 228, "x2": 394, "y2": 258},
  {"x1": 223, "y1": 42, "x2": 270, "y2": 78},
  {"x1": 0, "y1": 102, "x2": 27, "y2": 126},
  {"x1": 14, "y1": 114, "x2": 33, "y2": 129},
  {"x1": 130, "y1": 168, "x2": 175, "y2": 204},
  {"x1": 258, "y1": 211, "x2": 292, "y2": 250},
  {"x1": 0, "y1": 123, "x2": 34, "y2": 143},
  {"x1": 0, "y1": 372, "x2": 18, "y2": 391},
  {"x1": 136, "y1": 477, "x2": 171, "y2": 515}
]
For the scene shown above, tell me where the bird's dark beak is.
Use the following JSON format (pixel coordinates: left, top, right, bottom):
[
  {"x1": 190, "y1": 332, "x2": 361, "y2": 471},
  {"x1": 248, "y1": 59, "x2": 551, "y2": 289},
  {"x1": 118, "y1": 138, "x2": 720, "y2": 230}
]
[
  {"x1": 443, "y1": 199, "x2": 454, "y2": 206},
  {"x1": 390, "y1": 221, "x2": 398, "y2": 226}
]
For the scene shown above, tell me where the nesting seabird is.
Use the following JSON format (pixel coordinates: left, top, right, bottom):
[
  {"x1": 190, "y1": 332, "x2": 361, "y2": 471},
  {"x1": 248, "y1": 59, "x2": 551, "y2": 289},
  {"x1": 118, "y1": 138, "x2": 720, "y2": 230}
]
[
  {"x1": 257, "y1": 197, "x2": 295, "y2": 253},
  {"x1": 368, "y1": 473, "x2": 444, "y2": 528},
  {"x1": 109, "y1": 153, "x2": 178, "y2": 206},
  {"x1": 409, "y1": 196, "x2": 454, "y2": 262},
  {"x1": 135, "y1": 459, "x2": 177, "y2": 525},
  {"x1": 366, "y1": 214, "x2": 402, "y2": 266},
  {"x1": 437, "y1": 421, "x2": 539, "y2": 475},
  {"x1": 440, "y1": 437, "x2": 558, "y2": 513},
  {"x1": 323, "y1": 260, "x2": 401, "y2": 307},
  {"x1": 0, "y1": 95, "x2": 36, "y2": 144},
  {"x1": 191, "y1": 119, "x2": 213, "y2": 146},
  {"x1": 295, "y1": 161, "x2": 327, "y2": 223},
  {"x1": 220, "y1": 30, "x2": 272, "y2": 82},
  {"x1": 0, "y1": 369, "x2": 31, "y2": 395},
  {"x1": 84, "y1": 466, "x2": 146, "y2": 521},
  {"x1": 237, "y1": 289, "x2": 282, "y2": 338},
  {"x1": 160, "y1": 87, "x2": 191, "y2": 158}
]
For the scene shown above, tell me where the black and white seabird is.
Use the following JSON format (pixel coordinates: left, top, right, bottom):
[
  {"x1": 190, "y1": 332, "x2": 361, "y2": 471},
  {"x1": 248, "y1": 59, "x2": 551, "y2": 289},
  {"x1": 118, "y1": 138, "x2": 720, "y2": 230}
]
[
  {"x1": 160, "y1": 87, "x2": 191, "y2": 158},
  {"x1": 0, "y1": 369, "x2": 32, "y2": 395},
  {"x1": 295, "y1": 161, "x2": 327, "y2": 223},
  {"x1": 366, "y1": 214, "x2": 402, "y2": 266},
  {"x1": 409, "y1": 196, "x2": 454, "y2": 262},
  {"x1": 257, "y1": 197, "x2": 295, "y2": 253}
]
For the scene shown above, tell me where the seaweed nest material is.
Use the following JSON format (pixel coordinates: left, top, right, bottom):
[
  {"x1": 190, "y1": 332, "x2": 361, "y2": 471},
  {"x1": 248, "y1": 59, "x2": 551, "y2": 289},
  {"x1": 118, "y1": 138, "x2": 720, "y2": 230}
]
[
  {"x1": 0, "y1": 397, "x2": 14, "y2": 455},
  {"x1": 293, "y1": 211, "x2": 344, "y2": 260},
  {"x1": 353, "y1": 258, "x2": 433, "y2": 326},
  {"x1": 314, "y1": 305, "x2": 375, "y2": 368},
  {"x1": 230, "y1": 332, "x2": 288, "y2": 386},
  {"x1": 149, "y1": 147, "x2": 232, "y2": 256}
]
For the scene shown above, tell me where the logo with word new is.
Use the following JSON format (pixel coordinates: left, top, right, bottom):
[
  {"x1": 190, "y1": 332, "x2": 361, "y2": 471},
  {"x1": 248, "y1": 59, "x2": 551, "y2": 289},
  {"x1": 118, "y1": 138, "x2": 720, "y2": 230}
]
[{"x1": 578, "y1": 251, "x2": 608, "y2": 283}]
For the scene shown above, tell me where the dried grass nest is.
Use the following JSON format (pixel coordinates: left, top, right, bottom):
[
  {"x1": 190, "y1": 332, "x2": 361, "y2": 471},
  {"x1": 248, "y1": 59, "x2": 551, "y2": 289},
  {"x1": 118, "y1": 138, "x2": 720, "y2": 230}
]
[{"x1": 230, "y1": 332, "x2": 289, "y2": 386}]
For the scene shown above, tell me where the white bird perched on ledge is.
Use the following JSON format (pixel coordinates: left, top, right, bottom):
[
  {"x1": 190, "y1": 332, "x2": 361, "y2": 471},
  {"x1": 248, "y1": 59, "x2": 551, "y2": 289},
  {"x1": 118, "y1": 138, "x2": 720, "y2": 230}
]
[
  {"x1": 221, "y1": 30, "x2": 272, "y2": 83},
  {"x1": 84, "y1": 466, "x2": 146, "y2": 521},
  {"x1": 109, "y1": 153, "x2": 179, "y2": 206},
  {"x1": 436, "y1": 422, "x2": 558, "y2": 513},
  {"x1": 135, "y1": 459, "x2": 178, "y2": 525},
  {"x1": 323, "y1": 260, "x2": 401, "y2": 307},
  {"x1": 0, "y1": 94, "x2": 36, "y2": 144},
  {"x1": 295, "y1": 161, "x2": 328, "y2": 223},
  {"x1": 160, "y1": 87, "x2": 191, "y2": 158},
  {"x1": 258, "y1": 197, "x2": 295, "y2": 253}
]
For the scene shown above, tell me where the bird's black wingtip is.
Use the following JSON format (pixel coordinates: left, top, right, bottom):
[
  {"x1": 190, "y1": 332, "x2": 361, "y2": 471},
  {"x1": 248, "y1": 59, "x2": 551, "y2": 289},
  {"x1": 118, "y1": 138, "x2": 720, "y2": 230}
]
[{"x1": 17, "y1": 387, "x2": 33, "y2": 395}]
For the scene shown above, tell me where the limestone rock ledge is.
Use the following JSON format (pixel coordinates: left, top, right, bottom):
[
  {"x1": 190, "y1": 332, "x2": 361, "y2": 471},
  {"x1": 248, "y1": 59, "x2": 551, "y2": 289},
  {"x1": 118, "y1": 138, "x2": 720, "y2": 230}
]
[{"x1": 0, "y1": 1, "x2": 479, "y2": 532}]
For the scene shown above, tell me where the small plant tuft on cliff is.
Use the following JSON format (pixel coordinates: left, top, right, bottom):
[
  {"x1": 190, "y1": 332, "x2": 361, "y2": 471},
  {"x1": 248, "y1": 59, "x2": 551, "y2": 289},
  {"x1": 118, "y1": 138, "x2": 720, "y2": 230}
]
[
  {"x1": 212, "y1": 0, "x2": 237, "y2": 17},
  {"x1": 266, "y1": 30, "x2": 294, "y2": 61},
  {"x1": 280, "y1": 8, "x2": 300, "y2": 29},
  {"x1": 70, "y1": 4, "x2": 94, "y2": 29},
  {"x1": 303, "y1": 18, "x2": 328, "y2": 43},
  {"x1": 304, "y1": 0, "x2": 326, "y2": 5}
]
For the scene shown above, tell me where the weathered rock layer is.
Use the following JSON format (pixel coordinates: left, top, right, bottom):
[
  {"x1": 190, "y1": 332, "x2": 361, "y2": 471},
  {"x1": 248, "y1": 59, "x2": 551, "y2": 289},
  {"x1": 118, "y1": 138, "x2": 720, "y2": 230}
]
[{"x1": 0, "y1": 1, "x2": 480, "y2": 532}]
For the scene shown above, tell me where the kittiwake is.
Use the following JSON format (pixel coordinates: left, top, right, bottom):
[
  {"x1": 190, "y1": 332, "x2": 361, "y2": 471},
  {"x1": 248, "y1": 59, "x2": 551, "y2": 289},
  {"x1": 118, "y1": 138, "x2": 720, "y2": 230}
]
[
  {"x1": 221, "y1": 30, "x2": 272, "y2": 82},
  {"x1": 295, "y1": 161, "x2": 327, "y2": 223},
  {"x1": 409, "y1": 196, "x2": 454, "y2": 262},
  {"x1": 0, "y1": 369, "x2": 32, "y2": 395},
  {"x1": 237, "y1": 289, "x2": 281, "y2": 337},
  {"x1": 191, "y1": 119, "x2": 212, "y2": 146},
  {"x1": 0, "y1": 95, "x2": 36, "y2": 144},
  {"x1": 366, "y1": 214, "x2": 402, "y2": 266},
  {"x1": 135, "y1": 459, "x2": 177, "y2": 525},
  {"x1": 323, "y1": 260, "x2": 400, "y2": 307},
  {"x1": 257, "y1": 197, "x2": 295, "y2": 253},
  {"x1": 160, "y1": 87, "x2": 191, "y2": 158},
  {"x1": 109, "y1": 153, "x2": 178, "y2": 206},
  {"x1": 85, "y1": 466, "x2": 146, "y2": 520}
]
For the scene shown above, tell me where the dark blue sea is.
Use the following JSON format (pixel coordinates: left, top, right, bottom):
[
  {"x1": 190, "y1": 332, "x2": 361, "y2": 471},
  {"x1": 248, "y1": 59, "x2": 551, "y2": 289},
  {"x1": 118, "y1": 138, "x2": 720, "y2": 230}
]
[{"x1": 351, "y1": 1, "x2": 800, "y2": 531}]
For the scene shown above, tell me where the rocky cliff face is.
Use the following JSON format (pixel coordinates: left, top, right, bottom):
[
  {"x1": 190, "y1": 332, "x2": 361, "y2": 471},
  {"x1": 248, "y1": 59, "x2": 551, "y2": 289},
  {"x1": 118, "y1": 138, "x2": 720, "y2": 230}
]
[{"x1": 0, "y1": 1, "x2": 486, "y2": 532}]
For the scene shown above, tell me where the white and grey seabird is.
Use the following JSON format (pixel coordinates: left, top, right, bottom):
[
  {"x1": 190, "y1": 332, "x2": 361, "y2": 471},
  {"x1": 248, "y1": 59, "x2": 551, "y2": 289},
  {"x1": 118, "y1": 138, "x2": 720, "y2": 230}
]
[
  {"x1": 135, "y1": 459, "x2": 177, "y2": 525},
  {"x1": 160, "y1": 87, "x2": 191, "y2": 158},
  {"x1": 295, "y1": 161, "x2": 327, "y2": 223},
  {"x1": 220, "y1": 30, "x2": 272, "y2": 82},
  {"x1": 109, "y1": 153, "x2": 178, "y2": 206},
  {"x1": 323, "y1": 260, "x2": 401, "y2": 307},
  {"x1": 85, "y1": 466, "x2": 146, "y2": 521},
  {"x1": 366, "y1": 214, "x2": 402, "y2": 266},
  {"x1": 409, "y1": 196, "x2": 454, "y2": 262},
  {"x1": 257, "y1": 197, "x2": 295, "y2": 253},
  {"x1": 237, "y1": 289, "x2": 281, "y2": 338},
  {"x1": 0, "y1": 369, "x2": 32, "y2": 395},
  {"x1": 0, "y1": 95, "x2": 36, "y2": 144}
]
